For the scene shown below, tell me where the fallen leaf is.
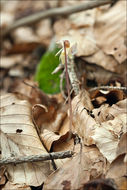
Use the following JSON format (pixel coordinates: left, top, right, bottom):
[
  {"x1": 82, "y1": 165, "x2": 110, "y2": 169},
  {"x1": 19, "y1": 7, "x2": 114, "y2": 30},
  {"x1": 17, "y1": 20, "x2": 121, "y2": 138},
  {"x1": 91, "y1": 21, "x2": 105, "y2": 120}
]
[
  {"x1": 92, "y1": 113, "x2": 126, "y2": 163},
  {"x1": 0, "y1": 166, "x2": 6, "y2": 185},
  {"x1": 94, "y1": 0, "x2": 126, "y2": 64},
  {"x1": 81, "y1": 178, "x2": 117, "y2": 190},
  {"x1": 72, "y1": 90, "x2": 95, "y2": 145},
  {"x1": 2, "y1": 181, "x2": 31, "y2": 190},
  {"x1": 0, "y1": 55, "x2": 23, "y2": 69},
  {"x1": 43, "y1": 145, "x2": 106, "y2": 190},
  {"x1": 12, "y1": 27, "x2": 39, "y2": 43},
  {"x1": 106, "y1": 154, "x2": 127, "y2": 190},
  {"x1": 116, "y1": 132, "x2": 127, "y2": 157},
  {"x1": 0, "y1": 93, "x2": 51, "y2": 186},
  {"x1": 84, "y1": 49, "x2": 118, "y2": 72}
]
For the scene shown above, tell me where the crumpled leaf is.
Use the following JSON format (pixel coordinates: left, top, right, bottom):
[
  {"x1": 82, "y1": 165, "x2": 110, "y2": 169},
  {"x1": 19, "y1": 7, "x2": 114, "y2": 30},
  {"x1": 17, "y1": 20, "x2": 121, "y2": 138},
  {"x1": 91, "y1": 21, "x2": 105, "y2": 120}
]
[
  {"x1": 0, "y1": 93, "x2": 51, "y2": 186},
  {"x1": 92, "y1": 113, "x2": 126, "y2": 163},
  {"x1": 91, "y1": 89, "x2": 124, "y2": 107},
  {"x1": 40, "y1": 129, "x2": 74, "y2": 152},
  {"x1": 41, "y1": 129, "x2": 74, "y2": 168}
]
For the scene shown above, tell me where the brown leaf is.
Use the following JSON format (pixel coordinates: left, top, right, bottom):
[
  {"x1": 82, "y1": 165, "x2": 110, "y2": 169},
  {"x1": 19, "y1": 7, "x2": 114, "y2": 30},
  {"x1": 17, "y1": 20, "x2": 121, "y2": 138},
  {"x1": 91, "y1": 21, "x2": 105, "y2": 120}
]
[
  {"x1": 72, "y1": 91, "x2": 95, "y2": 145},
  {"x1": 0, "y1": 166, "x2": 6, "y2": 186},
  {"x1": 41, "y1": 129, "x2": 74, "y2": 168},
  {"x1": 116, "y1": 132, "x2": 127, "y2": 157},
  {"x1": 41, "y1": 129, "x2": 74, "y2": 152},
  {"x1": 92, "y1": 113, "x2": 126, "y2": 163},
  {"x1": 106, "y1": 154, "x2": 127, "y2": 190},
  {"x1": 0, "y1": 55, "x2": 23, "y2": 69},
  {"x1": 81, "y1": 178, "x2": 117, "y2": 190},
  {"x1": 5, "y1": 42, "x2": 41, "y2": 54},
  {"x1": 91, "y1": 89, "x2": 124, "y2": 108},
  {"x1": 43, "y1": 145, "x2": 106, "y2": 190},
  {"x1": 94, "y1": 1, "x2": 126, "y2": 64},
  {"x1": 0, "y1": 93, "x2": 51, "y2": 186},
  {"x1": 2, "y1": 181, "x2": 31, "y2": 190}
]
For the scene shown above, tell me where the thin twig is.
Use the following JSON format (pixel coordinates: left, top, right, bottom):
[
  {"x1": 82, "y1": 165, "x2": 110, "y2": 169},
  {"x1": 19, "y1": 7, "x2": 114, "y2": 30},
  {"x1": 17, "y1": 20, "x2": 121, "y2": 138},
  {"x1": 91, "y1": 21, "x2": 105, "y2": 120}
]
[
  {"x1": 89, "y1": 86, "x2": 127, "y2": 92},
  {"x1": 0, "y1": 151, "x2": 74, "y2": 165},
  {"x1": 2, "y1": 0, "x2": 112, "y2": 37}
]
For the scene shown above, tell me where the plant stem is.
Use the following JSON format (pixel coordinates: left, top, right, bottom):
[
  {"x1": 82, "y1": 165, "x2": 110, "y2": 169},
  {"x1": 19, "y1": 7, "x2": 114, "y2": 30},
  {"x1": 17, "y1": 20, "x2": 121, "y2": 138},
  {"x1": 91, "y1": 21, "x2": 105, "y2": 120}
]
[{"x1": 64, "y1": 41, "x2": 73, "y2": 140}]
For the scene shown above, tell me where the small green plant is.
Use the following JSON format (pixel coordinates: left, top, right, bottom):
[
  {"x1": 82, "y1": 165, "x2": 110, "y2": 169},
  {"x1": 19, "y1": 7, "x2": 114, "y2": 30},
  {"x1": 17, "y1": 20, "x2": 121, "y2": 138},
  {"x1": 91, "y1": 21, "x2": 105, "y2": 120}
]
[{"x1": 35, "y1": 47, "x2": 62, "y2": 94}]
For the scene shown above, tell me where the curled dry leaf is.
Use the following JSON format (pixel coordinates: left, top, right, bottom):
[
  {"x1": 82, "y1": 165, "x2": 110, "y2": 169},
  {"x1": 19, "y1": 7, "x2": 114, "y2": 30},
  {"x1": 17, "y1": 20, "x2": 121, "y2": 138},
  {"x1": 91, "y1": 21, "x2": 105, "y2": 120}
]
[
  {"x1": 13, "y1": 80, "x2": 66, "y2": 133},
  {"x1": 40, "y1": 129, "x2": 74, "y2": 152},
  {"x1": 92, "y1": 99, "x2": 127, "y2": 123},
  {"x1": 41, "y1": 129, "x2": 74, "y2": 168},
  {"x1": 0, "y1": 93, "x2": 51, "y2": 186},
  {"x1": 72, "y1": 90, "x2": 95, "y2": 145},
  {"x1": 92, "y1": 113, "x2": 126, "y2": 163},
  {"x1": 91, "y1": 89, "x2": 124, "y2": 108},
  {"x1": 43, "y1": 145, "x2": 106, "y2": 190}
]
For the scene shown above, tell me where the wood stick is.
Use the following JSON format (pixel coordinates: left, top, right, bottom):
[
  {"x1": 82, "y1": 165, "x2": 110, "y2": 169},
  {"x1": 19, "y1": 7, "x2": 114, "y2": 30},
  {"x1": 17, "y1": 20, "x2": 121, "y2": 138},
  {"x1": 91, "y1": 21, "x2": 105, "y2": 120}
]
[
  {"x1": 0, "y1": 151, "x2": 74, "y2": 165},
  {"x1": 2, "y1": 0, "x2": 112, "y2": 37}
]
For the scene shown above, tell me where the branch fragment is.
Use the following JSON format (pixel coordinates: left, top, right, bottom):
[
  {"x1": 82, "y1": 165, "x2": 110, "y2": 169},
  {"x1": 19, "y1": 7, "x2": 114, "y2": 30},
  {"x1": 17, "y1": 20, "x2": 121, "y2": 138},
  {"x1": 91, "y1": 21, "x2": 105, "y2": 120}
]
[
  {"x1": 2, "y1": 0, "x2": 113, "y2": 37},
  {"x1": 0, "y1": 151, "x2": 74, "y2": 165}
]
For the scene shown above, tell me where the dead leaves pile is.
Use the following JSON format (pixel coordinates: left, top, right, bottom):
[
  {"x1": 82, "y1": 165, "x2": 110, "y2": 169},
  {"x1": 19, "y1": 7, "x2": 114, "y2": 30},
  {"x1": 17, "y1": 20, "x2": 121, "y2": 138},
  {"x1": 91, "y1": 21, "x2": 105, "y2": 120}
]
[
  {"x1": 0, "y1": 0, "x2": 127, "y2": 190},
  {"x1": 0, "y1": 80, "x2": 127, "y2": 190}
]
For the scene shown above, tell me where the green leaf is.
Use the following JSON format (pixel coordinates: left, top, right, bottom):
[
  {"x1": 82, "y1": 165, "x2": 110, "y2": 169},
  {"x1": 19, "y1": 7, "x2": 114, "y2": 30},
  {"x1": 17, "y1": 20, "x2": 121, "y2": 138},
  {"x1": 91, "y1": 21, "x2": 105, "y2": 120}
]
[{"x1": 35, "y1": 47, "x2": 62, "y2": 94}]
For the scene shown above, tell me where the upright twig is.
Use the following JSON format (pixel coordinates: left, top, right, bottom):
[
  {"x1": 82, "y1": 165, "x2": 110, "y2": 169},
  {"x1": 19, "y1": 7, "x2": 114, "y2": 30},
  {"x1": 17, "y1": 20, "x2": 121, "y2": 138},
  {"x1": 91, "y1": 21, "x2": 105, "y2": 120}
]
[{"x1": 64, "y1": 41, "x2": 73, "y2": 140}]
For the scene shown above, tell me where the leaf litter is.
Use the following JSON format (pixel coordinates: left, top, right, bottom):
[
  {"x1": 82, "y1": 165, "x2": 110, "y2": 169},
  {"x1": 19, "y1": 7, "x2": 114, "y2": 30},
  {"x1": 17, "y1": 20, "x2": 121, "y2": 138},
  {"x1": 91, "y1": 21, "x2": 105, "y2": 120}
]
[{"x1": 0, "y1": 0, "x2": 127, "y2": 190}]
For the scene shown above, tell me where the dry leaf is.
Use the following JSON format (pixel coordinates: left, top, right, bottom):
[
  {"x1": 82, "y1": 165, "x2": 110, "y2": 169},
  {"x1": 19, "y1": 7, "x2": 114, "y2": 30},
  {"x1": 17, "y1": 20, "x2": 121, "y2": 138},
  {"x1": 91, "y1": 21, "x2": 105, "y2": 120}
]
[
  {"x1": 81, "y1": 178, "x2": 117, "y2": 190},
  {"x1": 116, "y1": 132, "x2": 127, "y2": 157},
  {"x1": 94, "y1": 1, "x2": 126, "y2": 64},
  {"x1": 92, "y1": 113, "x2": 126, "y2": 163},
  {"x1": 0, "y1": 93, "x2": 51, "y2": 186},
  {"x1": 12, "y1": 27, "x2": 39, "y2": 43},
  {"x1": 92, "y1": 99, "x2": 127, "y2": 123},
  {"x1": 43, "y1": 145, "x2": 106, "y2": 190},
  {"x1": 91, "y1": 89, "x2": 124, "y2": 108},
  {"x1": 106, "y1": 154, "x2": 127, "y2": 190},
  {"x1": 0, "y1": 55, "x2": 23, "y2": 69},
  {"x1": 36, "y1": 19, "x2": 53, "y2": 46},
  {"x1": 84, "y1": 49, "x2": 118, "y2": 72},
  {"x1": 41, "y1": 129, "x2": 74, "y2": 168},
  {"x1": 2, "y1": 181, "x2": 31, "y2": 190},
  {"x1": 0, "y1": 166, "x2": 6, "y2": 186},
  {"x1": 72, "y1": 91, "x2": 95, "y2": 145}
]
